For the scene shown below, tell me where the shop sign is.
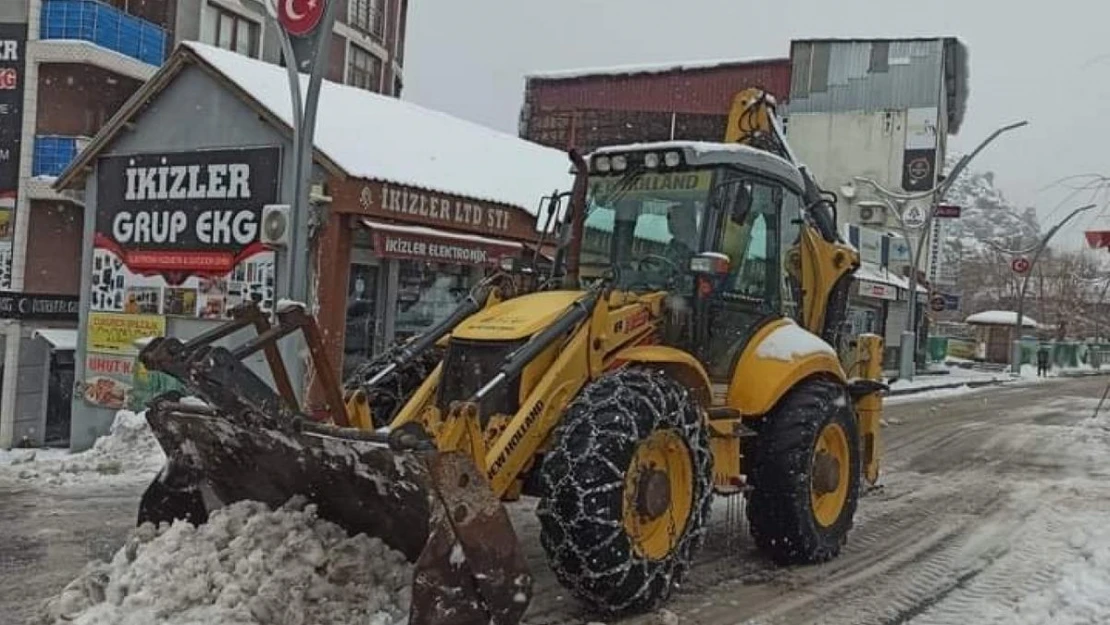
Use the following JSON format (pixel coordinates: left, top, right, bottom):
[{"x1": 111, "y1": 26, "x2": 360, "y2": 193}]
[
  {"x1": 348, "y1": 181, "x2": 537, "y2": 240},
  {"x1": 0, "y1": 23, "x2": 27, "y2": 290},
  {"x1": 83, "y1": 312, "x2": 166, "y2": 409},
  {"x1": 0, "y1": 291, "x2": 78, "y2": 320},
  {"x1": 361, "y1": 183, "x2": 515, "y2": 234},
  {"x1": 92, "y1": 147, "x2": 281, "y2": 319},
  {"x1": 859, "y1": 280, "x2": 897, "y2": 301},
  {"x1": 372, "y1": 230, "x2": 518, "y2": 266},
  {"x1": 0, "y1": 23, "x2": 26, "y2": 194},
  {"x1": 857, "y1": 227, "x2": 883, "y2": 265}
]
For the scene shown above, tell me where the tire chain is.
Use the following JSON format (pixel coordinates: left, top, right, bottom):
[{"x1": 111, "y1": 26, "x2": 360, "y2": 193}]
[{"x1": 536, "y1": 367, "x2": 714, "y2": 616}]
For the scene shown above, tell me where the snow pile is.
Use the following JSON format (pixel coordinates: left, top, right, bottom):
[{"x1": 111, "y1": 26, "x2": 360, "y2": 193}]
[
  {"x1": 755, "y1": 320, "x2": 836, "y2": 362},
  {"x1": 1, "y1": 410, "x2": 165, "y2": 484},
  {"x1": 33, "y1": 499, "x2": 413, "y2": 625}
]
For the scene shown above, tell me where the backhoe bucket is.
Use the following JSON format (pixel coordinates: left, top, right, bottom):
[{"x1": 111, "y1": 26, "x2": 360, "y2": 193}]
[{"x1": 139, "y1": 399, "x2": 532, "y2": 625}]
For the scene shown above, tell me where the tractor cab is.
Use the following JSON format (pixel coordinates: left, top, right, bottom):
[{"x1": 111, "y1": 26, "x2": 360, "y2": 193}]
[{"x1": 582, "y1": 141, "x2": 808, "y2": 380}]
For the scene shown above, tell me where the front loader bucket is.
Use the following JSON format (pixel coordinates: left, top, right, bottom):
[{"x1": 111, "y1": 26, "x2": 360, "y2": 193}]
[{"x1": 140, "y1": 400, "x2": 533, "y2": 625}]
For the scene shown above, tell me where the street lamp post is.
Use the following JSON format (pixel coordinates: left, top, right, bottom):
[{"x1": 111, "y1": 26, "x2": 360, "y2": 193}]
[
  {"x1": 854, "y1": 121, "x2": 1029, "y2": 381},
  {"x1": 261, "y1": 0, "x2": 341, "y2": 402},
  {"x1": 1009, "y1": 203, "x2": 1097, "y2": 374}
]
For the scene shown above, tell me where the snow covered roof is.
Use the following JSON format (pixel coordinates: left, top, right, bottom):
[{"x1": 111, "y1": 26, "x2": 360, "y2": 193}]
[
  {"x1": 854, "y1": 263, "x2": 928, "y2": 293},
  {"x1": 56, "y1": 42, "x2": 574, "y2": 213},
  {"x1": 965, "y1": 310, "x2": 1039, "y2": 328},
  {"x1": 525, "y1": 57, "x2": 789, "y2": 81},
  {"x1": 32, "y1": 329, "x2": 77, "y2": 351}
]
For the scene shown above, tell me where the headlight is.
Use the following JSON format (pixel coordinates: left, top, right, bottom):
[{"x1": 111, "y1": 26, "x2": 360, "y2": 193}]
[
  {"x1": 664, "y1": 151, "x2": 681, "y2": 167},
  {"x1": 594, "y1": 155, "x2": 611, "y2": 172},
  {"x1": 611, "y1": 155, "x2": 628, "y2": 171},
  {"x1": 643, "y1": 152, "x2": 660, "y2": 168}
]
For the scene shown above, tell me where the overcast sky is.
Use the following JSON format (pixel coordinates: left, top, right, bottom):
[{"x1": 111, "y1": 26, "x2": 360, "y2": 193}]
[{"x1": 402, "y1": 0, "x2": 1110, "y2": 248}]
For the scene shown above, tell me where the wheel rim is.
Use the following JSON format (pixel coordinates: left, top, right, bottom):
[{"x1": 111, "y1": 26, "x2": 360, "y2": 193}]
[
  {"x1": 810, "y1": 422, "x2": 850, "y2": 528},
  {"x1": 622, "y1": 429, "x2": 694, "y2": 560}
]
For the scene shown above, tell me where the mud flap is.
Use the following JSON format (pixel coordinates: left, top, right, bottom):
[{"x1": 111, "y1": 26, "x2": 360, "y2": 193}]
[{"x1": 142, "y1": 402, "x2": 532, "y2": 625}]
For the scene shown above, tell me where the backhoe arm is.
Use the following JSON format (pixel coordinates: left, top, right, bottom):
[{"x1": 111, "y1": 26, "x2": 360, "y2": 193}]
[{"x1": 724, "y1": 88, "x2": 859, "y2": 346}]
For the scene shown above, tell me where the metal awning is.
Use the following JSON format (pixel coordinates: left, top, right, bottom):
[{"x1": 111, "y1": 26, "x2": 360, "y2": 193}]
[
  {"x1": 361, "y1": 218, "x2": 523, "y2": 266},
  {"x1": 32, "y1": 328, "x2": 77, "y2": 351}
]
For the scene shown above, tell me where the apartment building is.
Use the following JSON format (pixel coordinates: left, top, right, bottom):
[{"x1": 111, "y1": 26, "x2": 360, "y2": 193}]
[{"x1": 0, "y1": 0, "x2": 409, "y2": 449}]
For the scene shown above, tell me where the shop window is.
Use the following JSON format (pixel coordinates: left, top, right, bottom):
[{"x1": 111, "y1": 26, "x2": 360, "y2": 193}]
[
  {"x1": 347, "y1": 44, "x2": 383, "y2": 92},
  {"x1": 204, "y1": 3, "x2": 260, "y2": 58},
  {"x1": 395, "y1": 261, "x2": 473, "y2": 342},
  {"x1": 344, "y1": 264, "x2": 380, "y2": 374}
]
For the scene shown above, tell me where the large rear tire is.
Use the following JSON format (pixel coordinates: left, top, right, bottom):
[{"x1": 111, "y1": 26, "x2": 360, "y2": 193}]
[
  {"x1": 746, "y1": 377, "x2": 860, "y2": 564},
  {"x1": 536, "y1": 367, "x2": 713, "y2": 616}
]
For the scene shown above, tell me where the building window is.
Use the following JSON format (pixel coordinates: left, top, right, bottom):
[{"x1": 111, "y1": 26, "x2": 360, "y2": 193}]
[
  {"x1": 348, "y1": 0, "x2": 385, "y2": 40},
  {"x1": 205, "y1": 4, "x2": 260, "y2": 58},
  {"x1": 347, "y1": 44, "x2": 382, "y2": 92},
  {"x1": 869, "y1": 41, "x2": 890, "y2": 73}
]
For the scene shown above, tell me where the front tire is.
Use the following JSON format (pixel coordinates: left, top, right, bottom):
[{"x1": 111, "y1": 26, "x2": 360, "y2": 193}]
[
  {"x1": 746, "y1": 377, "x2": 860, "y2": 565},
  {"x1": 537, "y1": 367, "x2": 713, "y2": 616}
]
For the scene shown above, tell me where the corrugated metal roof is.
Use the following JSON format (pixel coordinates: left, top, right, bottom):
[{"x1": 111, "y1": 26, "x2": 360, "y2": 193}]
[{"x1": 785, "y1": 37, "x2": 969, "y2": 134}]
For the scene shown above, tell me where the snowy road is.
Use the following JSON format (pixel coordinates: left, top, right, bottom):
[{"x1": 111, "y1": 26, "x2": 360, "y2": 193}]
[
  {"x1": 4, "y1": 375, "x2": 1110, "y2": 624},
  {"x1": 522, "y1": 375, "x2": 1110, "y2": 625}
]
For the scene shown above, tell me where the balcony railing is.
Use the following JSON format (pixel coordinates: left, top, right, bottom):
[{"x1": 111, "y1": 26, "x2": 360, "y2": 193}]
[
  {"x1": 33, "y1": 136, "x2": 82, "y2": 178},
  {"x1": 40, "y1": 0, "x2": 168, "y2": 67}
]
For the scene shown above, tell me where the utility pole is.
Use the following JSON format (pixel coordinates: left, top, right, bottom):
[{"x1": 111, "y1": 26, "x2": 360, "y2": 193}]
[
  {"x1": 1010, "y1": 203, "x2": 1097, "y2": 374},
  {"x1": 855, "y1": 121, "x2": 1029, "y2": 381}
]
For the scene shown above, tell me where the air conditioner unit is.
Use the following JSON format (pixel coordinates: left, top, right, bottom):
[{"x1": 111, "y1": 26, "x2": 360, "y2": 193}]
[
  {"x1": 857, "y1": 203, "x2": 886, "y2": 225},
  {"x1": 260, "y1": 204, "x2": 291, "y2": 247}
]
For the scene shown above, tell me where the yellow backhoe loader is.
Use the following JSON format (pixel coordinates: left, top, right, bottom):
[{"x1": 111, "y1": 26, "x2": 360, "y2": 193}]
[{"x1": 134, "y1": 87, "x2": 886, "y2": 624}]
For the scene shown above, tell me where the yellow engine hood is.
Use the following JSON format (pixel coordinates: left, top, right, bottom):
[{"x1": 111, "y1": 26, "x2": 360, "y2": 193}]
[{"x1": 452, "y1": 290, "x2": 587, "y2": 341}]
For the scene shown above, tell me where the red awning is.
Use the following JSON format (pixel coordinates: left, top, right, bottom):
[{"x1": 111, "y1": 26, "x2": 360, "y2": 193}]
[
  {"x1": 1086, "y1": 231, "x2": 1110, "y2": 250},
  {"x1": 361, "y1": 219, "x2": 523, "y2": 266}
]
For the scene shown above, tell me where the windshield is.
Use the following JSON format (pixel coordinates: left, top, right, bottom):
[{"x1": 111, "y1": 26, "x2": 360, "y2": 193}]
[{"x1": 580, "y1": 169, "x2": 714, "y2": 290}]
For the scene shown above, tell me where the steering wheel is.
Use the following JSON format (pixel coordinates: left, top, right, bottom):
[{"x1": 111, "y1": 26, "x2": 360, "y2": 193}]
[{"x1": 637, "y1": 254, "x2": 681, "y2": 276}]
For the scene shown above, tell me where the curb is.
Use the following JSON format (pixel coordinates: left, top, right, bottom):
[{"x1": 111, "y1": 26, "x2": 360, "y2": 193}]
[{"x1": 886, "y1": 369, "x2": 1110, "y2": 397}]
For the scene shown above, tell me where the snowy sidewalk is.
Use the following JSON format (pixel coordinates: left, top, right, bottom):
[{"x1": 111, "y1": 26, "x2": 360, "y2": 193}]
[{"x1": 885, "y1": 363, "x2": 1110, "y2": 399}]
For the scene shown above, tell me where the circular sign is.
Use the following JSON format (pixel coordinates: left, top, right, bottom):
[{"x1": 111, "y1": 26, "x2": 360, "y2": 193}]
[
  {"x1": 908, "y1": 157, "x2": 931, "y2": 181},
  {"x1": 278, "y1": 0, "x2": 325, "y2": 36},
  {"x1": 1012, "y1": 257, "x2": 1031, "y2": 274},
  {"x1": 903, "y1": 204, "x2": 927, "y2": 229},
  {"x1": 930, "y1": 294, "x2": 946, "y2": 312}
]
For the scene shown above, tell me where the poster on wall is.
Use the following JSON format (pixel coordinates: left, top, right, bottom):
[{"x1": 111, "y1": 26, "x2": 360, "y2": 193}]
[
  {"x1": 0, "y1": 22, "x2": 28, "y2": 290},
  {"x1": 83, "y1": 312, "x2": 167, "y2": 408},
  {"x1": 902, "y1": 107, "x2": 939, "y2": 193},
  {"x1": 91, "y1": 146, "x2": 281, "y2": 319}
]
